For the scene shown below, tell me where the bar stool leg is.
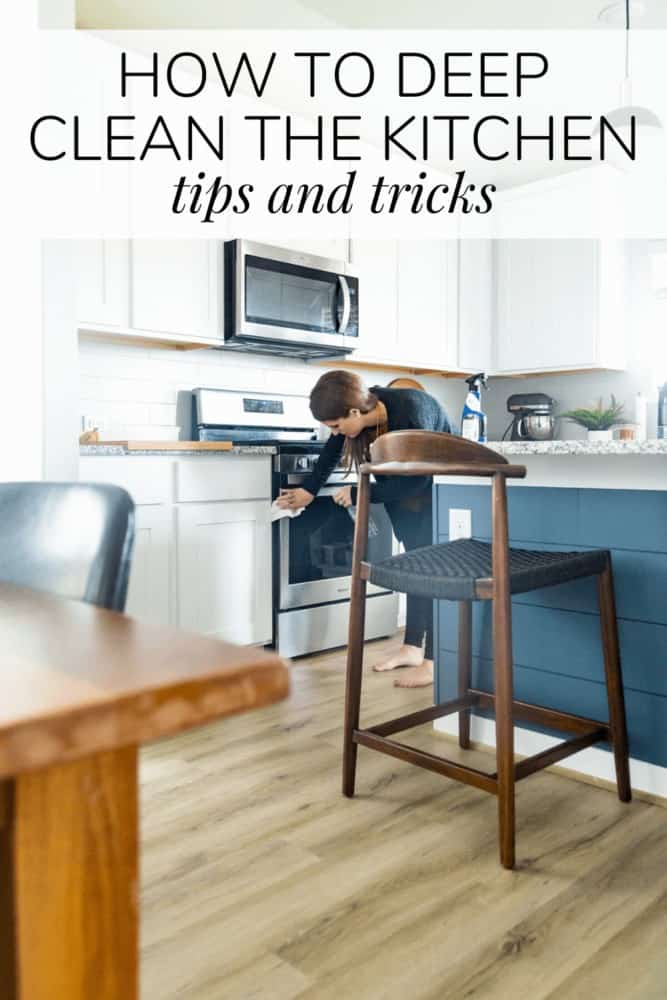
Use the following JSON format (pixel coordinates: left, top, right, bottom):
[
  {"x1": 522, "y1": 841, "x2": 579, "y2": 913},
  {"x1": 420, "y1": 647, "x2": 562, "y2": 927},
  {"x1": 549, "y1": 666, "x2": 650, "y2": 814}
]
[
  {"x1": 458, "y1": 601, "x2": 472, "y2": 750},
  {"x1": 597, "y1": 562, "x2": 631, "y2": 803},
  {"x1": 342, "y1": 575, "x2": 367, "y2": 797},
  {"x1": 493, "y1": 594, "x2": 516, "y2": 870},
  {"x1": 491, "y1": 474, "x2": 516, "y2": 869}
]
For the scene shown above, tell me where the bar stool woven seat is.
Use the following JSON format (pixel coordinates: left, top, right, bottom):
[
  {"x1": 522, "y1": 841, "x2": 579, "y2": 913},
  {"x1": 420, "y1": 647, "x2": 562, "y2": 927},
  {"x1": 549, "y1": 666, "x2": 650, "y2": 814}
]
[
  {"x1": 343, "y1": 430, "x2": 631, "y2": 870},
  {"x1": 368, "y1": 538, "x2": 609, "y2": 601}
]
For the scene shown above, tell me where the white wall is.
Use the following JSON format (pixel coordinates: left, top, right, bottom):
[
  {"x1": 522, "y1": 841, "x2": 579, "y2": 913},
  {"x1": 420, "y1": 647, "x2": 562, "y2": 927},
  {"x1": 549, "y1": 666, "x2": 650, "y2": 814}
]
[{"x1": 44, "y1": 242, "x2": 80, "y2": 480}]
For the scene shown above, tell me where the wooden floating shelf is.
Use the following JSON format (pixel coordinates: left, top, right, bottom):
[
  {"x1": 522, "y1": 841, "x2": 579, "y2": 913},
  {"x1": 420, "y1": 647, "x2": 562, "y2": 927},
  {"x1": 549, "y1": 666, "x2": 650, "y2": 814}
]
[{"x1": 93, "y1": 441, "x2": 234, "y2": 451}]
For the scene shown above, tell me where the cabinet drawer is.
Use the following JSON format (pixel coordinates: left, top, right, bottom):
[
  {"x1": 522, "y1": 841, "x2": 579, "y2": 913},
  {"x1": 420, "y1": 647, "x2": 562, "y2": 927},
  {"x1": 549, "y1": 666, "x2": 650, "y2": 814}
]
[
  {"x1": 79, "y1": 456, "x2": 172, "y2": 505},
  {"x1": 175, "y1": 456, "x2": 271, "y2": 502}
]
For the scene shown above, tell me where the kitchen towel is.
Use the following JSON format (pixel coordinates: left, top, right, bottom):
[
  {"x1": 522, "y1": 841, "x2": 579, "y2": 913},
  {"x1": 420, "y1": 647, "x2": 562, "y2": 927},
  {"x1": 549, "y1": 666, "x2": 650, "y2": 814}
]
[{"x1": 271, "y1": 500, "x2": 306, "y2": 522}]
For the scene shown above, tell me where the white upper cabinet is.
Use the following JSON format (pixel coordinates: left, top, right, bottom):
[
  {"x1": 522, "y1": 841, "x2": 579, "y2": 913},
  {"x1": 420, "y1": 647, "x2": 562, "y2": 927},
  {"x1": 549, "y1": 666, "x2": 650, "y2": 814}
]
[
  {"x1": 457, "y1": 240, "x2": 493, "y2": 375},
  {"x1": 396, "y1": 241, "x2": 458, "y2": 370},
  {"x1": 129, "y1": 240, "x2": 223, "y2": 342},
  {"x1": 350, "y1": 239, "x2": 459, "y2": 370},
  {"x1": 76, "y1": 240, "x2": 130, "y2": 330},
  {"x1": 349, "y1": 240, "x2": 399, "y2": 362},
  {"x1": 494, "y1": 239, "x2": 626, "y2": 375}
]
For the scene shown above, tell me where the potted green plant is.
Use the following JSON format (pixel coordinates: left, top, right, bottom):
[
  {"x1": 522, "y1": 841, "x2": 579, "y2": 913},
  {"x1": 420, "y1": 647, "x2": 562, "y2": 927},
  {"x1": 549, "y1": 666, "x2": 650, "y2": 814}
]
[{"x1": 561, "y1": 396, "x2": 626, "y2": 442}]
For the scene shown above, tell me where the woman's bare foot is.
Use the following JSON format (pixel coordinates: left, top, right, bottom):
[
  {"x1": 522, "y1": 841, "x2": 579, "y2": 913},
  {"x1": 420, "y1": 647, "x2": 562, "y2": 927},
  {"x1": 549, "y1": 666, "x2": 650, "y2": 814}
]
[
  {"x1": 394, "y1": 660, "x2": 434, "y2": 688},
  {"x1": 373, "y1": 644, "x2": 423, "y2": 672}
]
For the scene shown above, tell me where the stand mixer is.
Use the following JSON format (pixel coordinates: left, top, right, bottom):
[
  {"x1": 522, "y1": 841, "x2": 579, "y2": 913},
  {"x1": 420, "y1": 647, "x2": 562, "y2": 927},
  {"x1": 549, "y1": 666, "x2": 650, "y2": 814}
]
[{"x1": 506, "y1": 393, "x2": 557, "y2": 441}]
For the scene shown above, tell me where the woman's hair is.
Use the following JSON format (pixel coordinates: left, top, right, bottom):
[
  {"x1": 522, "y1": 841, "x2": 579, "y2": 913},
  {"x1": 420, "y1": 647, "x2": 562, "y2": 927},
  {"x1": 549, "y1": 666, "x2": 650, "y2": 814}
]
[{"x1": 309, "y1": 371, "x2": 383, "y2": 473}]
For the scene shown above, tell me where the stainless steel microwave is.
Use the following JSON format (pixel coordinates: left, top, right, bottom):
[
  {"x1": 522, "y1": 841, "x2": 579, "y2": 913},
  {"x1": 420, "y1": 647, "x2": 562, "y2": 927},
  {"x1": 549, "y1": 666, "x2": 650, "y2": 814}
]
[{"x1": 222, "y1": 240, "x2": 359, "y2": 359}]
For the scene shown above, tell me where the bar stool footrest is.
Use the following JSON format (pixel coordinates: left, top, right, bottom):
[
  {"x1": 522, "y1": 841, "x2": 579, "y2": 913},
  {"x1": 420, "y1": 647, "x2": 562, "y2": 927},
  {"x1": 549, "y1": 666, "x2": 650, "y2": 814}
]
[
  {"x1": 367, "y1": 694, "x2": 480, "y2": 738},
  {"x1": 510, "y1": 727, "x2": 608, "y2": 781},
  {"x1": 353, "y1": 729, "x2": 498, "y2": 794},
  {"x1": 354, "y1": 693, "x2": 610, "y2": 796},
  {"x1": 470, "y1": 689, "x2": 611, "y2": 739}
]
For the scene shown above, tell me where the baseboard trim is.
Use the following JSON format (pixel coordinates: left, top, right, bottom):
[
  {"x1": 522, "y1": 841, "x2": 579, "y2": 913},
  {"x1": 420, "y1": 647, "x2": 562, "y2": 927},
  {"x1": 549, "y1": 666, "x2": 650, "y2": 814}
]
[{"x1": 433, "y1": 715, "x2": 667, "y2": 806}]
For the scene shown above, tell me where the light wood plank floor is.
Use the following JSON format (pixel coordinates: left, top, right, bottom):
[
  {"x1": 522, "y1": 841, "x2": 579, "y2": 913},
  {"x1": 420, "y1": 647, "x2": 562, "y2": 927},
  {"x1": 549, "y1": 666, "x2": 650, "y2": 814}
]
[{"x1": 141, "y1": 635, "x2": 667, "y2": 1000}]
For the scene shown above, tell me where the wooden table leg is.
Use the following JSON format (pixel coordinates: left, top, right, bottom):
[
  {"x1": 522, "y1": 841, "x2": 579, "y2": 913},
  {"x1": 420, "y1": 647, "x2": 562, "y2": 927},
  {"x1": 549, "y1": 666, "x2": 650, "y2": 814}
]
[
  {"x1": 5, "y1": 747, "x2": 138, "y2": 1000},
  {"x1": 0, "y1": 781, "x2": 17, "y2": 997}
]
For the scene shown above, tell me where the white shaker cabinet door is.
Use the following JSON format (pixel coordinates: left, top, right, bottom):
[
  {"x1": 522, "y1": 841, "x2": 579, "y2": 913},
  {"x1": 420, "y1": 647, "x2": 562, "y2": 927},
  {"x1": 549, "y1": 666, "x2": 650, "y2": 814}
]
[
  {"x1": 124, "y1": 504, "x2": 172, "y2": 626},
  {"x1": 349, "y1": 240, "x2": 399, "y2": 362},
  {"x1": 396, "y1": 240, "x2": 458, "y2": 369},
  {"x1": 76, "y1": 240, "x2": 130, "y2": 329},
  {"x1": 175, "y1": 500, "x2": 272, "y2": 646},
  {"x1": 130, "y1": 240, "x2": 223, "y2": 340},
  {"x1": 494, "y1": 239, "x2": 619, "y2": 374},
  {"x1": 458, "y1": 239, "x2": 493, "y2": 374}
]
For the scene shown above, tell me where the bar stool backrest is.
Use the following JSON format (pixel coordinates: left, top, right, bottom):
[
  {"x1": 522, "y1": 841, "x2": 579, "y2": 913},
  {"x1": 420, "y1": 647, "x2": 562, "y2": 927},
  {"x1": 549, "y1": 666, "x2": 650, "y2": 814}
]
[
  {"x1": 355, "y1": 431, "x2": 526, "y2": 602},
  {"x1": 0, "y1": 482, "x2": 135, "y2": 611},
  {"x1": 369, "y1": 430, "x2": 509, "y2": 471}
]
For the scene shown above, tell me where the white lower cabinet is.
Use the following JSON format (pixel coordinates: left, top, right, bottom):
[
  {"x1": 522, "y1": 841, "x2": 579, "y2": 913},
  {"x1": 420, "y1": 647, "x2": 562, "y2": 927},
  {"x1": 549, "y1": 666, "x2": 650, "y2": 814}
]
[
  {"x1": 175, "y1": 500, "x2": 272, "y2": 646},
  {"x1": 125, "y1": 504, "x2": 171, "y2": 626},
  {"x1": 79, "y1": 455, "x2": 273, "y2": 645}
]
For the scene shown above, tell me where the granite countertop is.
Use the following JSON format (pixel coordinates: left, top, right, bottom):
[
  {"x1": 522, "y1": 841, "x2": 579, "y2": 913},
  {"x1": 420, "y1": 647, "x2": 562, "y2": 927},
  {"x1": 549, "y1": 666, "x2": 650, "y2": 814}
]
[
  {"x1": 80, "y1": 444, "x2": 277, "y2": 456},
  {"x1": 487, "y1": 439, "x2": 667, "y2": 456}
]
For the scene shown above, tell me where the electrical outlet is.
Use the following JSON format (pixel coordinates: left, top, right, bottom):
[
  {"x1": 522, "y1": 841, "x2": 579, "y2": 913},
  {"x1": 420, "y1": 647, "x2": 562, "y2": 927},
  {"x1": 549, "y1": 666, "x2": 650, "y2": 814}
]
[{"x1": 449, "y1": 508, "x2": 472, "y2": 541}]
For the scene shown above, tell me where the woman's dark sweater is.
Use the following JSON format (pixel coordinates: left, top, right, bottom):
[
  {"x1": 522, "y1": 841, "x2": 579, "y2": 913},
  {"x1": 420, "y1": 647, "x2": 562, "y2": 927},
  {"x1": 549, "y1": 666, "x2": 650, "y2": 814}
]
[{"x1": 301, "y1": 385, "x2": 451, "y2": 537}]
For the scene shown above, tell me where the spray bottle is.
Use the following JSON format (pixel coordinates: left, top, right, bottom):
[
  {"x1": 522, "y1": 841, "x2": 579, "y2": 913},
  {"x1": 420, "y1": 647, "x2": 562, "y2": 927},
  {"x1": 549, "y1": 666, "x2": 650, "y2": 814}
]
[{"x1": 461, "y1": 373, "x2": 488, "y2": 443}]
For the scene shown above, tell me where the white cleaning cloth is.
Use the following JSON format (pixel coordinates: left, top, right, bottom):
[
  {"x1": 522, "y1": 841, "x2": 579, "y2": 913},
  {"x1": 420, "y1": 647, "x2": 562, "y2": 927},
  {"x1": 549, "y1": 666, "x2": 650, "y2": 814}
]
[{"x1": 271, "y1": 500, "x2": 306, "y2": 522}]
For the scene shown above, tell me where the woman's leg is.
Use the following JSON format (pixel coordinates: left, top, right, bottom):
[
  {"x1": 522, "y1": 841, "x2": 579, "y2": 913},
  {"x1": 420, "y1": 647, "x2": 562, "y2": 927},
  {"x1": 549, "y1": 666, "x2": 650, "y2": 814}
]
[
  {"x1": 394, "y1": 594, "x2": 434, "y2": 688},
  {"x1": 373, "y1": 503, "x2": 434, "y2": 687}
]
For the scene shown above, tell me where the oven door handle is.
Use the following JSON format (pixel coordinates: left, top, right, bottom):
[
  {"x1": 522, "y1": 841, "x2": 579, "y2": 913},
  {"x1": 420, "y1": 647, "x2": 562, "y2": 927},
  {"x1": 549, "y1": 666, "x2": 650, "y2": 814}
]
[{"x1": 337, "y1": 276, "x2": 351, "y2": 334}]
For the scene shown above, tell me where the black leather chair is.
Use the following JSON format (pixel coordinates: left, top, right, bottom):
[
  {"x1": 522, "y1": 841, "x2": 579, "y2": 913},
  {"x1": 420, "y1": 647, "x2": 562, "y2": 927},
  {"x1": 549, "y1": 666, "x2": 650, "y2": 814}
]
[{"x1": 0, "y1": 482, "x2": 135, "y2": 611}]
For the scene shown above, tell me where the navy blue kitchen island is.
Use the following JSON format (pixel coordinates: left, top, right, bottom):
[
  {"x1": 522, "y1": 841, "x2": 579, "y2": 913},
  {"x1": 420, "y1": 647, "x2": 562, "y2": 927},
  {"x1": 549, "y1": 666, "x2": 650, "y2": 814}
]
[{"x1": 433, "y1": 441, "x2": 667, "y2": 795}]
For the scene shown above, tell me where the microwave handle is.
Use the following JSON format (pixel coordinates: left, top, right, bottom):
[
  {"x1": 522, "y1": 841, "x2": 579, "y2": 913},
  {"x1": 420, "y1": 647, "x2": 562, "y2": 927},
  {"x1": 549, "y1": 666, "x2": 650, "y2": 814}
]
[{"x1": 337, "y1": 275, "x2": 351, "y2": 334}]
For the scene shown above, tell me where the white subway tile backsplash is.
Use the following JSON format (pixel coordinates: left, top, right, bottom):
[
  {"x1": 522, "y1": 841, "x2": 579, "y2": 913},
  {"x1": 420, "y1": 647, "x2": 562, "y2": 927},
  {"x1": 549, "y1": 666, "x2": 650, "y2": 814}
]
[
  {"x1": 120, "y1": 425, "x2": 180, "y2": 441},
  {"x1": 85, "y1": 377, "x2": 176, "y2": 404},
  {"x1": 78, "y1": 340, "x2": 463, "y2": 441},
  {"x1": 196, "y1": 364, "x2": 267, "y2": 391},
  {"x1": 100, "y1": 402, "x2": 151, "y2": 426},
  {"x1": 149, "y1": 403, "x2": 178, "y2": 425},
  {"x1": 80, "y1": 352, "x2": 158, "y2": 381}
]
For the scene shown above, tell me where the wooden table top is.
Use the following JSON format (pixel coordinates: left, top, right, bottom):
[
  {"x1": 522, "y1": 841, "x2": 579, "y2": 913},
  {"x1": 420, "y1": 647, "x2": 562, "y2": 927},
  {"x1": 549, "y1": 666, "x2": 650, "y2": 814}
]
[{"x1": 0, "y1": 583, "x2": 289, "y2": 779}]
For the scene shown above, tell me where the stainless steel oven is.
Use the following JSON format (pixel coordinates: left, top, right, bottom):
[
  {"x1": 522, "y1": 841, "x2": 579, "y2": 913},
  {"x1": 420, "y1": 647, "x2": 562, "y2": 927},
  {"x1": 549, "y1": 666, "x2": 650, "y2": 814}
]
[
  {"x1": 277, "y1": 461, "x2": 392, "y2": 610},
  {"x1": 274, "y1": 454, "x2": 398, "y2": 659},
  {"x1": 223, "y1": 240, "x2": 359, "y2": 359}
]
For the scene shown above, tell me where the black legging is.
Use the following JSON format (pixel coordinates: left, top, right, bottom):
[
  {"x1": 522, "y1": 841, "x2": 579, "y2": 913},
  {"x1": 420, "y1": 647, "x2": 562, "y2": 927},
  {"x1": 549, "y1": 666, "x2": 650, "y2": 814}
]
[{"x1": 391, "y1": 500, "x2": 434, "y2": 661}]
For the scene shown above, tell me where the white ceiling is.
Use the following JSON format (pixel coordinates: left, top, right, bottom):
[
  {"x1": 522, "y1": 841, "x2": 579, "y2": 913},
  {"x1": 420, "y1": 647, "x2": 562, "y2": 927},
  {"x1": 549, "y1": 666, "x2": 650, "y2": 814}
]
[
  {"x1": 299, "y1": 0, "x2": 667, "y2": 30},
  {"x1": 76, "y1": 0, "x2": 667, "y2": 30}
]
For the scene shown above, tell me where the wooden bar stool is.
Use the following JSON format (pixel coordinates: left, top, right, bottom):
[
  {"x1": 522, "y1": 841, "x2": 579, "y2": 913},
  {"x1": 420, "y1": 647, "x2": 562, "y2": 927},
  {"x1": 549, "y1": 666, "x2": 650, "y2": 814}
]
[{"x1": 343, "y1": 431, "x2": 631, "y2": 869}]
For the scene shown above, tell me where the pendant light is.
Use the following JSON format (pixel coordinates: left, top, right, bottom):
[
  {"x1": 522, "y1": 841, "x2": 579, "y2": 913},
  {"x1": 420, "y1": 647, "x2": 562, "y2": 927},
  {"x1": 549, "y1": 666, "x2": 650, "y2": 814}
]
[{"x1": 594, "y1": 0, "x2": 662, "y2": 159}]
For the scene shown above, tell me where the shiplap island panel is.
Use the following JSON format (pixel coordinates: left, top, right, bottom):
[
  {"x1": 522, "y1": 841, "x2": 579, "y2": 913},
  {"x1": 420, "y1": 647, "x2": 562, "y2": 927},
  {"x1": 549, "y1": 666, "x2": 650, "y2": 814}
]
[{"x1": 434, "y1": 445, "x2": 667, "y2": 797}]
